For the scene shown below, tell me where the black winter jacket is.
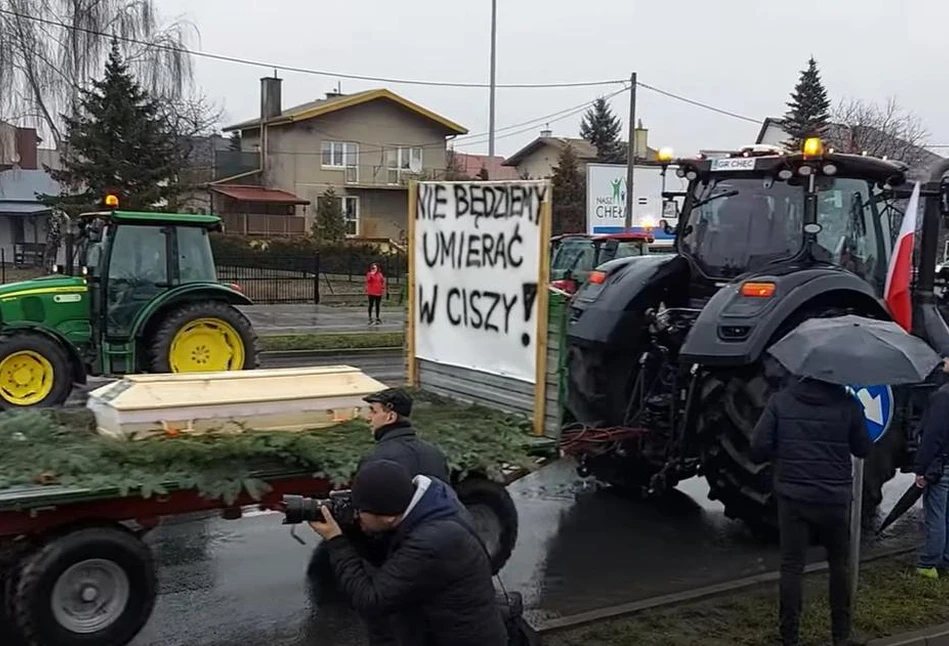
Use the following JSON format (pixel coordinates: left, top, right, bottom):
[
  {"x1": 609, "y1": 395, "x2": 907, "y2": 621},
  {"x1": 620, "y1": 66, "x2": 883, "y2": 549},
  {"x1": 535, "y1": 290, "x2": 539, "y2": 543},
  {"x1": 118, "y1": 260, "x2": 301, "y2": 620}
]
[
  {"x1": 914, "y1": 384, "x2": 949, "y2": 477},
  {"x1": 750, "y1": 379, "x2": 872, "y2": 505},
  {"x1": 326, "y1": 475, "x2": 508, "y2": 646},
  {"x1": 358, "y1": 420, "x2": 450, "y2": 484}
]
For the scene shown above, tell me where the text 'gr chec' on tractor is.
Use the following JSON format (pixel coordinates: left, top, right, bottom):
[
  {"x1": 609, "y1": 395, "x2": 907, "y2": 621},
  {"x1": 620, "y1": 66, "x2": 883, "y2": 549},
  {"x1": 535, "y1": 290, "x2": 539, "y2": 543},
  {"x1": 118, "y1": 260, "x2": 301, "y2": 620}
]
[
  {"x1": 0, "y1": 195, "x2": 259, "y2": 409},
  {"x1": 562, "y1": 139, "x2": 949, "y2": 534}
]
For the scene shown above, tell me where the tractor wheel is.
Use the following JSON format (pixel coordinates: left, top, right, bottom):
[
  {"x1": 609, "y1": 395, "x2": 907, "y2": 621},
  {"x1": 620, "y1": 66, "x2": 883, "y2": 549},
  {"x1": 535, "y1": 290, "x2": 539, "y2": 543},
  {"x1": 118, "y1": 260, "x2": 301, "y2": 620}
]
[
  {"x1": 455, "y1": 476, "x2": 519, "y2": 574},
  {"x1": 699, "y1": 372, "x2": 779, "y2": 537},
  {"x1": 698, "y1": 329, "x2": 903, "y2": 537},
  {"x1": 148, "y1": 301, "x2": 259, "y2": 373},
  {"x1": 12, "y1": 527, "x2": 156, "y2": 646},
  {"x1": 0, "y1": 333, "x2": 72, "y2": 409}
]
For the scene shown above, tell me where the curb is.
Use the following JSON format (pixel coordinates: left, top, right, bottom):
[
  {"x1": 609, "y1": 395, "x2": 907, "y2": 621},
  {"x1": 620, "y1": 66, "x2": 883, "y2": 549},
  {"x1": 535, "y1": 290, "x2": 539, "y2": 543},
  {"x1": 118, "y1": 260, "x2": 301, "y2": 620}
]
[
  {"x1": 870, "y1": 622, "x2": 949, "y2": 645},
  {"x1": 259, "y1": 347, "x2": 402, "y2": 359},
  {"x1": 532, "y1": 545, "x2": 917, "y2": 635}
]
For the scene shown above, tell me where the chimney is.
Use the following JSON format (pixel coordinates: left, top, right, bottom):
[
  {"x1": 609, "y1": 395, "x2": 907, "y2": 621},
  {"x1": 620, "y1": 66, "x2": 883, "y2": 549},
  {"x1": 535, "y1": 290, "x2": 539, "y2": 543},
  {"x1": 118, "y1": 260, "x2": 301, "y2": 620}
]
[
  {"x1": 633, "y1": 118, "x2": 648, "y2": 160},
  {"x1": 14, "y1": 127, "x2": 38, "y2": 170},
  {"x1": 260, "y1": 74, "x2": 282, "y2": 121},
  {"x1": 540, "y1": 124, "x2": 552, "y2": 138}
]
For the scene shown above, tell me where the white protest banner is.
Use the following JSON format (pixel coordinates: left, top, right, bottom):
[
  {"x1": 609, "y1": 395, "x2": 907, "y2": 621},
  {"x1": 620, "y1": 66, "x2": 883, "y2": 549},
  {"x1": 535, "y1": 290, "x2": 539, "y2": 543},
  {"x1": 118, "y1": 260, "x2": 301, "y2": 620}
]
[{"x1": 411, "y1": 180, "x2": 550, "y2": 383}]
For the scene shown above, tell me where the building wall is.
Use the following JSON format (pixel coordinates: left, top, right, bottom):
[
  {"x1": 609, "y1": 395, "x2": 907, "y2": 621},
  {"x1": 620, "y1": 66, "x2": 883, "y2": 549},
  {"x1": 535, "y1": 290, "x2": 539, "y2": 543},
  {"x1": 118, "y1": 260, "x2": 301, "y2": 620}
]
[{"x1": 259, "y1": 99, "x2": 450, "y2": 238}]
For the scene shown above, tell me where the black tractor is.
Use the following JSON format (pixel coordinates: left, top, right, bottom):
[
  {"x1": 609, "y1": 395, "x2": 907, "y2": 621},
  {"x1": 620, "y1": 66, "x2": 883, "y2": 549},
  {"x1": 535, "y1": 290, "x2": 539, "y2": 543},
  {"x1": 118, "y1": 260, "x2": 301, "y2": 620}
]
[{"x1": 563, "y1": 139, "x2": 949, "y2": 533}]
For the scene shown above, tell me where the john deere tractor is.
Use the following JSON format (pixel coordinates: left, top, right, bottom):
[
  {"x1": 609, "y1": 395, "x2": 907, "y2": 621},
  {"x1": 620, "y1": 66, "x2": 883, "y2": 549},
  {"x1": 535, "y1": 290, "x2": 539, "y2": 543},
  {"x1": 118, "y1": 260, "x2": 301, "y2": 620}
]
[
  {"x1": 0, "y1": 198, "x2": 258, "y2": 408},
  {"x1": 563, "y1": 139, "x2": 949, "y2": 533}
]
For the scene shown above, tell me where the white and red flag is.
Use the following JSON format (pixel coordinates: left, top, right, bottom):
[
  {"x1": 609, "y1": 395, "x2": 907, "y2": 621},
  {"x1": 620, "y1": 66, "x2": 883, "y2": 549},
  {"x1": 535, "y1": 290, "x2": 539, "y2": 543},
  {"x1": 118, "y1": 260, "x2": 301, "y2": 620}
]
[{"x1": 883, "y1": 181, "x2": 920, "y2": 332}]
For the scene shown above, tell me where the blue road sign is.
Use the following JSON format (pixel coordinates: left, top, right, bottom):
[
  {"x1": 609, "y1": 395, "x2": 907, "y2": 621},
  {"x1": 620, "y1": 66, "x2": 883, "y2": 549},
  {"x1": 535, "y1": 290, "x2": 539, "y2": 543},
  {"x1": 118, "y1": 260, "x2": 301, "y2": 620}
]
[{"x1": 845, "y1": 384, "x2": 894, "y2": 444}]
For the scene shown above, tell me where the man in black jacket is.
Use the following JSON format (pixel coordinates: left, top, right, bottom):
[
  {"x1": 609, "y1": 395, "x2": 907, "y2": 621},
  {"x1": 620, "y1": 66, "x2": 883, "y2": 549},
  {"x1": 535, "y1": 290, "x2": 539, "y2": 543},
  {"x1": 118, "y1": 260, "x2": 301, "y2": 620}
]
[
  {"x1": 309, "y1": 459, "x2": 508, "y2": 646},
  {"x1": 359, "y1": 388, "x2": 450, "y2": 484},
  {"x1": 912, "y1": 359, "x2": 949, "y2": 578},
  {"x1": 751, "y1": 377, "x2": 872, "y2": 646}
]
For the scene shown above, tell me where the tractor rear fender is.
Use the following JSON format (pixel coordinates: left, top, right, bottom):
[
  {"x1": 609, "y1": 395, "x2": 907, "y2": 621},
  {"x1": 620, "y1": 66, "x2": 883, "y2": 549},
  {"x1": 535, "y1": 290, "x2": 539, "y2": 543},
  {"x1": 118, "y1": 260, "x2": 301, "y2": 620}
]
[
  {"x1": 0, "y1": 322, "x2": 87, "y2": 385},
  {"x1": 566, "y1": 253, "x2": 691, "y2": 350},
  {"x1": 679, "y1": 267, "x2": 890, "y2": 367},
  {"x1": 129, "y1": 283, "x2": 253, "y2": 342}
]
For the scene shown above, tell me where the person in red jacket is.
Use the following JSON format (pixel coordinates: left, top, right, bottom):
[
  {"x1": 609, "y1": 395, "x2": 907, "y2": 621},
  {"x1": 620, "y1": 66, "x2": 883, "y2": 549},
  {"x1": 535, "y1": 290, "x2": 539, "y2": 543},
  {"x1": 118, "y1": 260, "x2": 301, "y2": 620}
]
[{"x1": 365, "y1": 263, "x2": 385, "y2": 325}]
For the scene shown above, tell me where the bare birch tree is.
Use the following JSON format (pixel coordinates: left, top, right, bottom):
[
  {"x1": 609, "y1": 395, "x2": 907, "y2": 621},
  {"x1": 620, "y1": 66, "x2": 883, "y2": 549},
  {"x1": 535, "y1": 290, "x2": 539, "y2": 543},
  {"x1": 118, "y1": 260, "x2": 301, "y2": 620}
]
[
  {"x1": 829, "y1": 97, "x2": 932, "y2": 169},
  {"x1": 0, "y1": 0, "x2": 198, "y2": 147}
]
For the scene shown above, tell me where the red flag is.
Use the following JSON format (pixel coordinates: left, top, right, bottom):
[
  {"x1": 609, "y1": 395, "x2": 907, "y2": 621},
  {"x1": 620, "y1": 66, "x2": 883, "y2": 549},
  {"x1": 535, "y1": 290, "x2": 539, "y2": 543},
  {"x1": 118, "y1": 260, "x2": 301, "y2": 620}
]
[{"x1": 884, "y1": 181, "x2": 920, "y2": 332}]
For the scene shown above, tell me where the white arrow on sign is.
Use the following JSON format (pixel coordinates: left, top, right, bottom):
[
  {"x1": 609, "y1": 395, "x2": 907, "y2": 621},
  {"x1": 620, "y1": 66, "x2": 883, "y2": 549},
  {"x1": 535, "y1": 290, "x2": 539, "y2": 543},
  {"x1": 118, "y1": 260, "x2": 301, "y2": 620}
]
[{"x1": 856, "y1": 388, "x2": 884, "y2": 426}]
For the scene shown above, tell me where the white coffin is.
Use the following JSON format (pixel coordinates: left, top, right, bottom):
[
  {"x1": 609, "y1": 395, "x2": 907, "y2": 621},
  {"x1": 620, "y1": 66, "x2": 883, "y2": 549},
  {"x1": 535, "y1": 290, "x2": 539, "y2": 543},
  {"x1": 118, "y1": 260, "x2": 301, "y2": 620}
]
[{"x1": 86, "y1": 365, "x2": 387, "y2": 440}]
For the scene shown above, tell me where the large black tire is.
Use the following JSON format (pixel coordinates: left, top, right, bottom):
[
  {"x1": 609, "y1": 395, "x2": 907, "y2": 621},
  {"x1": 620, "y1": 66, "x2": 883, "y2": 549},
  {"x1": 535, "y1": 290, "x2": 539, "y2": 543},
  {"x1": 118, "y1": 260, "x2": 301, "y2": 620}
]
[
  {"x1": 1, "y1": 563, "x2": 23, "y2": 645},
  {"x1": 699, "y1": 315, "x2": 904, "y2": 536},
  {"x1": 455, "y1": 477, "x2": 519, "y2": 574},
  {"x1": 699, "y1": 372, "x2": 779, "y2": 536},
  {"x1": 147, "y1": 301, "x2": 260, "y2": 373},
  {"x1": 12, "y1": 527, "x2": 156, "y2": 646},
  {"x1": 0, "y1": 332, "x2": 73, "y2": 409}
]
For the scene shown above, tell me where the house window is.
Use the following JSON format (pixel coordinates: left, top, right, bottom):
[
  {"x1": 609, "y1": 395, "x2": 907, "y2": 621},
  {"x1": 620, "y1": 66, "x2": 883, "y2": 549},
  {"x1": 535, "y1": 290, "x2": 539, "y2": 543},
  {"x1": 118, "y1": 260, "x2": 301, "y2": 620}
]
[
  {"x1": 321, "y1": 141, "x2": 358, "y2": 169},
  {"x1": 385, "y1": 146, "x2": 423, "y2": 183},
  {"x1": 341, "y1": 196, "x2": 359, "y2": 236}
]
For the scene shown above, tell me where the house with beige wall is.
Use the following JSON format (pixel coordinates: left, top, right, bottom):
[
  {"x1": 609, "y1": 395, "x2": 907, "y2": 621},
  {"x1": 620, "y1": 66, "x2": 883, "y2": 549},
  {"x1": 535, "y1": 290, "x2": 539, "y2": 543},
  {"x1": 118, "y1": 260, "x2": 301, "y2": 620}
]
[
  {"x1": 215, "y1": 77, "x2": 468, "y2": 243},
  {"x1": 503, "y1": 123, "x2": 660, "y2": 179}
]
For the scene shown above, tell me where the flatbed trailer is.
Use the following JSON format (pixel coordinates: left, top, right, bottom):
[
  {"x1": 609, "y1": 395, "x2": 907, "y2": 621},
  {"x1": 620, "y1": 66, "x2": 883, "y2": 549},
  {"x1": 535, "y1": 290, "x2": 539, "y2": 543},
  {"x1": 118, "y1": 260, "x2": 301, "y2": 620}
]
[{"x1": 0, "y1": 460, "x2": 536, "y2": 646}]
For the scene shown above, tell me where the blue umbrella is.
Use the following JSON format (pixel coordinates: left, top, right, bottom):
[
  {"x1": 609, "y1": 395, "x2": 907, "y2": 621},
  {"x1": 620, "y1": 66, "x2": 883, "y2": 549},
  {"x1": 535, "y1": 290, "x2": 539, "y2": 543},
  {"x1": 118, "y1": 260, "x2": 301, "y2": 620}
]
[{"x1": 766, "y1": 314, "x2": 943, "y2": 387}]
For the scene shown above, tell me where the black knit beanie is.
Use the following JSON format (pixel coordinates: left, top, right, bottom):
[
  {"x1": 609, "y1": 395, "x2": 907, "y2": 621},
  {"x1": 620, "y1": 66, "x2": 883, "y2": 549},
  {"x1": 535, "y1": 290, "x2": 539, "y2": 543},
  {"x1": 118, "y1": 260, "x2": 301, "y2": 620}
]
[{"x1": 351, "y1": 459, "x2": 415, "y2": 515}]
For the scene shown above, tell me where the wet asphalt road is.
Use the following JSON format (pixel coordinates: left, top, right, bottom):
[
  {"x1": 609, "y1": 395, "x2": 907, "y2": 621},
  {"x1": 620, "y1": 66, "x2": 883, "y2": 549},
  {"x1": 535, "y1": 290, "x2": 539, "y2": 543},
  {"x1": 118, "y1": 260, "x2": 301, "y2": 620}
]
[
  {"x1": 126, "y1": 460, "x2": 925, "y2": 646},
  {"x1": 239, "y1": 304, "x2": 405, "y2": 335}
]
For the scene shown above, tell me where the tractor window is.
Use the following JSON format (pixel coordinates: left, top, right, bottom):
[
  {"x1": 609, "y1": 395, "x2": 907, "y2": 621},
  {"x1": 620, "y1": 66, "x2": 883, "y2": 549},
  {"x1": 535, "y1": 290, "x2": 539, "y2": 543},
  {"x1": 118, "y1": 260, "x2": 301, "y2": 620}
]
[
  {"x1": 176, "y1": 226, "x2": 217, "y2": 283},
  {"x1": 680, "y1": 177, "x2": 804, "y2": 278},
  {"x1": 105, "y1": 225, "x2": 169, "y2": 338},
  {"x1": 551, "y1": 238, "x2": 596, "y2": 278},
  {"x1": 613, "y1": 241, "x2": 648, "y2": 260},
  {"x1": 815, "y1": 178, "x2": 888, "y2": 295}
]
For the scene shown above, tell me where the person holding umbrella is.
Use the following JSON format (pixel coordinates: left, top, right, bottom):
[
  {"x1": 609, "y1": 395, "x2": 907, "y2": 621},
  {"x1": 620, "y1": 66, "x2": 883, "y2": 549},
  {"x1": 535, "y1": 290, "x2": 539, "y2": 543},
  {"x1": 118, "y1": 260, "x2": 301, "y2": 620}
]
[
  {"x1": 753, "y1": 314, "x2": 942, "y2": 646},
  {"x1": 911, "y1": 358, "x2": 949, "y2": 579}
]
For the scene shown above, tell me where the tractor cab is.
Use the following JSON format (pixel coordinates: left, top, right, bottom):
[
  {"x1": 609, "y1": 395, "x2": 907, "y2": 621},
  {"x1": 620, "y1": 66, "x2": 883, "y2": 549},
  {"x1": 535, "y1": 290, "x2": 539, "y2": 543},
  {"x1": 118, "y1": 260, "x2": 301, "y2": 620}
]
[
  {"x1": 670, "y1": 139, "x2": 910, "y2": 306},
  {"x1": 0, "y1": 196, "x2": 258, "y2": 409},
  {"x1": 550, "y1": 232, "x2": 652, "y2": 294}
]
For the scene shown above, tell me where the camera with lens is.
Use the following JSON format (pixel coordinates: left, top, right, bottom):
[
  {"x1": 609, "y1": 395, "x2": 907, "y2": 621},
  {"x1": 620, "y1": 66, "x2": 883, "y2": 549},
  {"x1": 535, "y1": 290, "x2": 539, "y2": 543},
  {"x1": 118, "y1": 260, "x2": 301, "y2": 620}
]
[{"x1": 282, "y1": 490, "x2": 355, "y2": 527}]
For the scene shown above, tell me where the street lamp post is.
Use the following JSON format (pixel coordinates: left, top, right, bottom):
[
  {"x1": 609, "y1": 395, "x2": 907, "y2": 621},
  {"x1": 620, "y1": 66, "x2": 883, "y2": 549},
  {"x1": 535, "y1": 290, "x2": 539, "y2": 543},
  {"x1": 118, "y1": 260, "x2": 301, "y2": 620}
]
[{"x1": 488, "y1": 0, "x2": 498, "y2": 159}]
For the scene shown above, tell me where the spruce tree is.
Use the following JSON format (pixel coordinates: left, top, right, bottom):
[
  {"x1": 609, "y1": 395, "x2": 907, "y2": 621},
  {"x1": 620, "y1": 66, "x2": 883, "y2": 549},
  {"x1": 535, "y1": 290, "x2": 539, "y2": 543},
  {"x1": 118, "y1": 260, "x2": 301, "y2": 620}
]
[
  {"x1": 782, "y1": 56, "x2": 831, "y2": 151},
  {"x1": 313, "y1": 186, "x2": 347, "y2": 243},
  {"x1": 40, "y1": 37, "x2": 182, "y2": 214},
  {"x1": 580, "y1": 97, "x2": 625, "y2": 163},
  {"x1": 551, "y1": 144, "x2": 586, "y2": 235}
]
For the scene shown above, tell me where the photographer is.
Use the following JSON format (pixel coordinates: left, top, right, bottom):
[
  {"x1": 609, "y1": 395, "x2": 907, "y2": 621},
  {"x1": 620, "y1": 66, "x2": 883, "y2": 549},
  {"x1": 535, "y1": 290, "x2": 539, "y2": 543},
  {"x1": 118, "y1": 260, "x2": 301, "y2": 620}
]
[{"x1": 309, "y1": 459, "x2": 508, "y2": 646}]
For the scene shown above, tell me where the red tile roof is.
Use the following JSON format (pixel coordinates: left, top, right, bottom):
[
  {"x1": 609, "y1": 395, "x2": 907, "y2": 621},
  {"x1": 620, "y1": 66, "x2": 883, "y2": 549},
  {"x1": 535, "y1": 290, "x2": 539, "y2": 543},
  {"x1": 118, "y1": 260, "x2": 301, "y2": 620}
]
[
  {"x1": 210, "y1": 184, "x2": 309, "y2": 204},
  {"x1": 454, "y1": 153, "x2": 520, "y2": 180}
]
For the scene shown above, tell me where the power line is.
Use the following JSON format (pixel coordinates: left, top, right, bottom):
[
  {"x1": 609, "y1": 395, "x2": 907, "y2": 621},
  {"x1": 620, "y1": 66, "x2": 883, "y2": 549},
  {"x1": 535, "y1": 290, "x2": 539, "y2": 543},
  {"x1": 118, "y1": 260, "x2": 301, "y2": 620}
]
[
  {"x1": 0, "y1": 8, "x2": 625, "y2": 89},
  {"x1": 636, "y1": 81, "x2": 761, "y2": 124}
]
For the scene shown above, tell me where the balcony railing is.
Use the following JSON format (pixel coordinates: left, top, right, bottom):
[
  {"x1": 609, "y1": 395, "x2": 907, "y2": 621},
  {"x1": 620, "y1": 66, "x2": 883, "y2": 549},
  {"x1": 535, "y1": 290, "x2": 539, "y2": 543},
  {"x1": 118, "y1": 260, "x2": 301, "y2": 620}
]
[
  {"x1": 220, "y1": 213, "x2": 306, "y2": 236},
  {"x1": 324, "y1": 164, "x2": 449, "y2": 188},
  {"x1": 213, "y1": 150, "x2": 260, "y2": 181}
]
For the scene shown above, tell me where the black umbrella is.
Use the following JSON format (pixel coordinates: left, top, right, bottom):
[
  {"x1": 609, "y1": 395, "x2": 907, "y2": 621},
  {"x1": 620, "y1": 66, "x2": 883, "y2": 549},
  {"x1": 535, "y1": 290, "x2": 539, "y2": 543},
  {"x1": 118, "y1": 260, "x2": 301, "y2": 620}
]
[
  {"x1": 876, "y1": 481, "x2": 925, "y2": 535},
  {"x1": 767, "y1": 315, "x2": 942, "y2": 387}
]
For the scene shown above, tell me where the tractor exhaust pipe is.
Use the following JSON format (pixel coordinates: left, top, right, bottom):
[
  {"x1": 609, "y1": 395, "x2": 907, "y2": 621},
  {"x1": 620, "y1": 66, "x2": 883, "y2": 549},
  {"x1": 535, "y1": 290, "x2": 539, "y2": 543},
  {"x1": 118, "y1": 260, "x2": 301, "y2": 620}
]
[{"x1": 915, "y1": 159, "x2": 949, "y2": 355}]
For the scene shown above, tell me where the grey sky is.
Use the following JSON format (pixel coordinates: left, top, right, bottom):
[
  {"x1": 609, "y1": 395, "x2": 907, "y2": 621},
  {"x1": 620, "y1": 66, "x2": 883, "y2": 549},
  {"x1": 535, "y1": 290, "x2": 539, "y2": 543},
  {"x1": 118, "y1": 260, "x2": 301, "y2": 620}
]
[{"x1": 160, "y1": 0, "x2": 949, "y2": 158}]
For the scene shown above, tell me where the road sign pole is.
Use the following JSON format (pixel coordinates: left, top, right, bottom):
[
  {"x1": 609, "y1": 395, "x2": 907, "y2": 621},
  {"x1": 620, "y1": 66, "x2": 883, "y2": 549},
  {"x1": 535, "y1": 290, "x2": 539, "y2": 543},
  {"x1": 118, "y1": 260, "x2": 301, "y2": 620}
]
[{"x1": 848, "y1": 456, "x2": 865, "y2": 606}]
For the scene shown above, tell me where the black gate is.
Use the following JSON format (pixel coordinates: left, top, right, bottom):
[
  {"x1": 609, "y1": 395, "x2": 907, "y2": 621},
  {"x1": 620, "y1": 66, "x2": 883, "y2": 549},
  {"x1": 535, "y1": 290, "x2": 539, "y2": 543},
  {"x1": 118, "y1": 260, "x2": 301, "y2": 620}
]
[{"x1": 214, "y1": 253, "x2": 320, "y2": 304}]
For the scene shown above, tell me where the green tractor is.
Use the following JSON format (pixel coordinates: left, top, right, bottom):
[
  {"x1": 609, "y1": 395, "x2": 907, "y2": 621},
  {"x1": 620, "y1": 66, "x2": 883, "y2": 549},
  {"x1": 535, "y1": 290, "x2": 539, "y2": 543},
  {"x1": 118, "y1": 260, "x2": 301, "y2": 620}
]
[{"x1": 0, "y1": 198, "x2": 258, "y2": 409}]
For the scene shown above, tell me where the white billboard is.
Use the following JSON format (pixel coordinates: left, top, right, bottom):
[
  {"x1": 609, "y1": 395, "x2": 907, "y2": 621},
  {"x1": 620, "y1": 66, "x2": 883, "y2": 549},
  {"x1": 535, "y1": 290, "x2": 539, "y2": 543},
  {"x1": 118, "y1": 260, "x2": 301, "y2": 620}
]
[
  {"x1": 586, "y1": 163, "x2": 686, "y2": 241},
  {"x1": 412, "y1": 180, "x2": 549, "y2": 383}
]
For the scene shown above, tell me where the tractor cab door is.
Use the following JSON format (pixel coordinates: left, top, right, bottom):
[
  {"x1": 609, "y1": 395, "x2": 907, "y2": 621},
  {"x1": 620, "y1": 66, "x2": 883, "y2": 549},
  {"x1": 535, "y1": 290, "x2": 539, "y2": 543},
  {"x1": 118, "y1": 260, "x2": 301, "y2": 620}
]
[{"x1": 102, "y1": 224, "x2": 171, "y2": 340}]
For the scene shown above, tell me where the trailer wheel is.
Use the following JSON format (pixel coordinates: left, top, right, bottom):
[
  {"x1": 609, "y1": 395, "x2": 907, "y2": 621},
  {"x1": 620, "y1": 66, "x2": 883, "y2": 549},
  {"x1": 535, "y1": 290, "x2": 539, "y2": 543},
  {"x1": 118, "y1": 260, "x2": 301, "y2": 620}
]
[
  {"x1": 0, "y1": 333, "x2": 72, "y2": 409},
  {"x1": 148, "y1": 301, "x2": 259, "y2": 373},
  {"x1": 455, "y1": 477, "x2": 519, "y2": 574},
  {"x1": 12, "y1": 527, "x2": 156, "y2": 646}
]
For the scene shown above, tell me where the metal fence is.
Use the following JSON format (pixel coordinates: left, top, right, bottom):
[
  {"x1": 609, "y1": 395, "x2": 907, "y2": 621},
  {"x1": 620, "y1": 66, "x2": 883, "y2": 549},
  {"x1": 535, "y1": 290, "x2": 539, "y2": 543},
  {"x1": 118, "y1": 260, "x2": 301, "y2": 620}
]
[{"x1": 215, "y1": 253, "x2": 320, "y2": 304}]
